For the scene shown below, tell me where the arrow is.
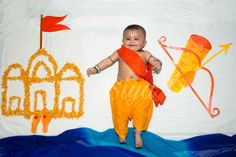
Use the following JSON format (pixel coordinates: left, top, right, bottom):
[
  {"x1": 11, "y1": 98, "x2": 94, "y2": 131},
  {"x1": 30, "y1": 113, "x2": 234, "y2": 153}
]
[{"x1": 198, "y1": 43, "x2": 232, "y2": 69}]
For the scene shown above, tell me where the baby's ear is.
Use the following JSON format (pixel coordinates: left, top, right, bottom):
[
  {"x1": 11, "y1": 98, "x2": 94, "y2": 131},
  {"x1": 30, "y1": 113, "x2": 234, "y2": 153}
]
[{"x1": 143, "y1": 40, "x2": 147, "y2": 47}]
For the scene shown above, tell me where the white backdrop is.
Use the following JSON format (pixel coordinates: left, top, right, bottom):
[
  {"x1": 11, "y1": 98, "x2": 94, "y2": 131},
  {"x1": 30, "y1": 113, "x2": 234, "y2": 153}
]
[{"x1": 0, "y1": 0, "x2": 236, "y2": 140}]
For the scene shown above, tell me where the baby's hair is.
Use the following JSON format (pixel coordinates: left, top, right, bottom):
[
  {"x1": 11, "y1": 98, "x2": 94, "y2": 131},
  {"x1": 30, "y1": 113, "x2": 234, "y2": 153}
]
[{"x1": 123, "y1": 24, "x2": 146, "y2": 39}]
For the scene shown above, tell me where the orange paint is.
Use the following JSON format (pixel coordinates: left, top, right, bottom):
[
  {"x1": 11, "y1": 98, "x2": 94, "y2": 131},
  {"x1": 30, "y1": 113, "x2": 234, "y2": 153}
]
[
  {"x1": 42, "y1": 114, "x2": 52, "y2": 133},
  {"x1": 31, "y1": 114, "x2": 41, "y2": 134},
  {"x1": 167, "y1": 34, "x2": 212, "y2": 92}
]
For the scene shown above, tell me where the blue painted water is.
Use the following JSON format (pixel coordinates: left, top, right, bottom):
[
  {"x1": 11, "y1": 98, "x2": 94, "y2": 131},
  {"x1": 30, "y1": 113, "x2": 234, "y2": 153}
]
[{"x1": 0, "y1": 128, "x2": 235, "y2": 157}]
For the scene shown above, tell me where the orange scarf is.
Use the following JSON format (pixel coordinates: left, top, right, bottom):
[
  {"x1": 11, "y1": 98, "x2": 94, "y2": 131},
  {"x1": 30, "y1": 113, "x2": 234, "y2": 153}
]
[{"x1": 117, "y1": 45, "x2": 166, "y2": 107}]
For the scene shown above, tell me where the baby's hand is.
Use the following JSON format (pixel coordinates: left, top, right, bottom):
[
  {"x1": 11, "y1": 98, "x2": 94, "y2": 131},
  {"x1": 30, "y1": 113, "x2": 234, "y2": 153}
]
[
  {"x1": 87, "y1": 67, "x2": 97, "y2": 77},
  {"x1": 152, "y1": 60, "x2": 162, "y2": 74}
]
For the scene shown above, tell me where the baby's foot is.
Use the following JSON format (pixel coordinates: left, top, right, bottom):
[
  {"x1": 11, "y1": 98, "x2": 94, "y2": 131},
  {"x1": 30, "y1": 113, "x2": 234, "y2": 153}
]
[
  {"x1": 134, "y1": 130, "x2": 143, "y2": 148},
  {"x1": 119, "y1": 137, "x2": 126, "y2": 144}
]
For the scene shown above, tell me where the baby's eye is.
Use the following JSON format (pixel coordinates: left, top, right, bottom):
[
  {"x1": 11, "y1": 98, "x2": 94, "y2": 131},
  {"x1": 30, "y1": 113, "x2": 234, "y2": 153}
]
[{"x1": 135, "y1": 38, "x2": 139, "y2": 40}]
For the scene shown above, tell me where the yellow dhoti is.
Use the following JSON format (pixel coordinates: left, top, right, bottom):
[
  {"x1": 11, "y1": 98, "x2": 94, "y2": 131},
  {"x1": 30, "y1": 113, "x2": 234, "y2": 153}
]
[{"x1": 110, "y1": 79, "x2": 153, "y2": 140}]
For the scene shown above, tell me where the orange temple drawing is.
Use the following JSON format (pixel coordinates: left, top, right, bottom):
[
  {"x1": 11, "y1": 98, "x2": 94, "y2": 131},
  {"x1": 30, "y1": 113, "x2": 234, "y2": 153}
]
[{"x1": 1, "y1": 49, "x2": 84, "y2": 133}]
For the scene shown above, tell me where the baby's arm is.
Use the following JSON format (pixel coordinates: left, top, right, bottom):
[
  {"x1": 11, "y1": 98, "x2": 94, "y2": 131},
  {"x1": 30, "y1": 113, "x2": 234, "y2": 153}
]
[
  {"x1": 87, "y1": 51, "x2": 119, "y2": 77},
  {"x1": 145, "y1": 51, "x2": 162, "y2": 74}
]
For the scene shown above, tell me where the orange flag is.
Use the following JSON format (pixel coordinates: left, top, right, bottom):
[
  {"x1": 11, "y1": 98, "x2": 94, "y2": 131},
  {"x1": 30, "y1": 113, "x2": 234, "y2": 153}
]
[{"x1": 41, "y1": 15, "x2": 70, "y2": 32}]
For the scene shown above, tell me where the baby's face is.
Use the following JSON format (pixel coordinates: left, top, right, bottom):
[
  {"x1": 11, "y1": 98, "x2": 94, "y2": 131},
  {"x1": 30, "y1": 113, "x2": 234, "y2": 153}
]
[{"x1": 122, "y1": 29, "x2": 146, "y2": 51}]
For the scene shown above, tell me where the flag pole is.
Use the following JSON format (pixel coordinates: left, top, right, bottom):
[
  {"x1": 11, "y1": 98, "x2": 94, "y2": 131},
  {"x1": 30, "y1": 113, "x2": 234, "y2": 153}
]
[{"x1": 40, "y1": 14, "x2": 43, "y2": 49}]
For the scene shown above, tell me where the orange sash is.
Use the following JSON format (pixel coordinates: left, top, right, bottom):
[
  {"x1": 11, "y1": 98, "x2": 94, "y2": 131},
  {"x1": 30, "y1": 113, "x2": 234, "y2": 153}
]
[{"x1": 117, "y1": 45, "x2": 166, "y2": 107}]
